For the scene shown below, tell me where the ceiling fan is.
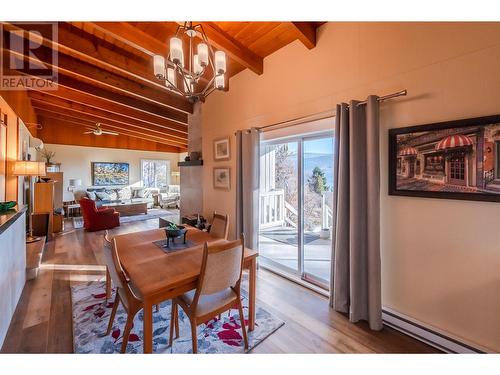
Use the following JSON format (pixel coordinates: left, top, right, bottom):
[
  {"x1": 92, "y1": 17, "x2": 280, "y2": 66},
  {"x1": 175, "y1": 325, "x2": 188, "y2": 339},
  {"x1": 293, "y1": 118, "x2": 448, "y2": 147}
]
[{"x1": 83, "y1": 123, "x2": 119, "y2": 136}]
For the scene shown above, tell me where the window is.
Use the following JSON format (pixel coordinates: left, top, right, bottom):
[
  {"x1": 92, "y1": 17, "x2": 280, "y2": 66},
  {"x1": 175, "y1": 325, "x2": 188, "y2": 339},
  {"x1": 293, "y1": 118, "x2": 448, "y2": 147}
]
[{"x1": 141, "y1": 159, "x2": 170, "y2": 188}]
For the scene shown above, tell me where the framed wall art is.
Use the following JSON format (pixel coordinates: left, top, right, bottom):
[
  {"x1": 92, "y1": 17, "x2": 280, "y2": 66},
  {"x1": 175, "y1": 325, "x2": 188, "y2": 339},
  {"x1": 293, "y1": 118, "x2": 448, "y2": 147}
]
[
  {"x1": 213, "y1": 137, "x2": 230, "y2": 161},
  {"x1": 389, "y1": 114, "x2": 500, "y2": 202},
  {"x1": 213, "y1": 167, "x2": 230, "y2": 190}
]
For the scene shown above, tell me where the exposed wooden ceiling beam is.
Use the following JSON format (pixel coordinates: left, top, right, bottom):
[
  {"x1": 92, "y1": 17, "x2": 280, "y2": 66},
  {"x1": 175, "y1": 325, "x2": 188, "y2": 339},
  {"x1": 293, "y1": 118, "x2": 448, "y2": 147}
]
[
  {"x1": 2, "y1": 35, "x2": 193, "y2": 113},
  {"x1": 291, "y1": 22, "x2": 317, "y2": 49},
  {"x1": 38, "y1": 117, "x2": 185, "y2": 153},
  {"x1": 28, "y1": 92, "x2": 187, "y2": 142},
  {"x1": 56, "y1": 75, "x2": 187, "y2": 124},
  {"x1": 3, "y1": 22, "x2": 189, "y2": 122},
  {"x1": 83, "y1": 22, "x2": 169, "y2": 56},
  {"x1": 37, "y1": 114, "x2": 183, "y2": 148},
  {"x1": 31, "y1": 102, "x2": 187, "y2": 147},
  {"x1": 198, "y1": 22, "x2": 264, "y2": 75},
  {"x1": 29, "y1": 86, "x2": 188, "y2": 135}
]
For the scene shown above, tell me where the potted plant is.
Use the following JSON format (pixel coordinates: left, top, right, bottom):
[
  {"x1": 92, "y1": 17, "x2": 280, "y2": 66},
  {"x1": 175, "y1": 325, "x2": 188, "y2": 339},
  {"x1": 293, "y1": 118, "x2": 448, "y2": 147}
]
[
  {"x1": 40, "y1": 149, "x2": 56, "y2": 166},
  {"x1": 320, "y1": 227, "x2": 331, "y2": 240}
]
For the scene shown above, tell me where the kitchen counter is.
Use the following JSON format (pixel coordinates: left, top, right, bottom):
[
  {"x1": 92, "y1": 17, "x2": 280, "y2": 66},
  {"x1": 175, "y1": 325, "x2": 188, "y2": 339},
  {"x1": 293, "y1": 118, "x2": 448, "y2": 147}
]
[
  {"x1": 0, "y1": 204, "x2": 26, "y2": 349},
  {"x1": 0, "y1": 205, "x2": 27, "y2": 236}
]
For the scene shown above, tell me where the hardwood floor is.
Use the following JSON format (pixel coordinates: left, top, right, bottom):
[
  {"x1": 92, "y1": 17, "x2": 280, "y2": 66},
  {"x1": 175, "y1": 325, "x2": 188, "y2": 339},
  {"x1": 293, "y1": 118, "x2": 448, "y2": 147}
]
[{"x1": 1, "y1": 218, "x2": 438, "y2": 353}]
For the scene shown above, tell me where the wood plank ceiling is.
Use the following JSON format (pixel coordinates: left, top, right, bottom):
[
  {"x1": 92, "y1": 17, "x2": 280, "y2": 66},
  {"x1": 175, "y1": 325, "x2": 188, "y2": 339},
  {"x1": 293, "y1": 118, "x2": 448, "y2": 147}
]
[{"x1": 1, "y1": 22, "x2": 323, "y2": 153}]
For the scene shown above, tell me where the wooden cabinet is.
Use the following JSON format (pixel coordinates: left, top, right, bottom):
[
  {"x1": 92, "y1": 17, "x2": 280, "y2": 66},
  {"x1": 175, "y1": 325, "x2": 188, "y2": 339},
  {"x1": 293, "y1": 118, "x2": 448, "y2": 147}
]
[
  {"x1": 33, "y1": 182, "x2": 55, "y2": 238},
  {"x1": 33, "y1": 175, "x2": 64, "y2": 238}
]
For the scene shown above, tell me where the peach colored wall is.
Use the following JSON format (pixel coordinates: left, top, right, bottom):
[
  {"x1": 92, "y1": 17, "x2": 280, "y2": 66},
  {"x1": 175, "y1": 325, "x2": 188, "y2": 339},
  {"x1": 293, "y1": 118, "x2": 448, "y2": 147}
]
[{"x1": 202, "y1": 22, "x2": 500, "y2": 352}]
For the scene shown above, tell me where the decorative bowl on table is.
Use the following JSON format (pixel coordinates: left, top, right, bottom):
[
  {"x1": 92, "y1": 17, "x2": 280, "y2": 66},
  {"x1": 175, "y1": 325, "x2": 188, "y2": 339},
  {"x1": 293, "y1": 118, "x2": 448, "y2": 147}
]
[
  {"x1": 0, "y1": 201, "x2": 17, "y2": 212},
  {"x1": 41, "y1": 177, "x2": 51, "y2": 183},
  {"x1": 165, "y1": 224, "x2": 186, "y2": 238}
]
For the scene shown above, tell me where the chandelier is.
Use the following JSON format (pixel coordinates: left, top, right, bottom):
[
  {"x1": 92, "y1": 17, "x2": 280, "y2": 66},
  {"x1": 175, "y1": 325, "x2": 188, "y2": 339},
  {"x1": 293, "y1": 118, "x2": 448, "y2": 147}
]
[{"x1": 153, "y1": 22, "x2": 227, "y2": 103}]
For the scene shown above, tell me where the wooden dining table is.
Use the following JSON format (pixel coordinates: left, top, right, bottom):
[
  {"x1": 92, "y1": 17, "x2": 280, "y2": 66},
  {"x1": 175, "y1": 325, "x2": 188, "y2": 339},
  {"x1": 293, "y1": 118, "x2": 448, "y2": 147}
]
[{"x1": 113, "y1": 226, "x2": 259, "y2": 354}]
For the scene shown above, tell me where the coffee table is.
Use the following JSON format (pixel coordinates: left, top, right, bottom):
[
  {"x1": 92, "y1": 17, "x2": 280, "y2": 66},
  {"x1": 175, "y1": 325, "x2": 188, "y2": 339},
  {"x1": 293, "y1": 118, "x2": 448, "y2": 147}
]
[{"x1": 102, "y1": 200, "x2": 148, "y2": 216}]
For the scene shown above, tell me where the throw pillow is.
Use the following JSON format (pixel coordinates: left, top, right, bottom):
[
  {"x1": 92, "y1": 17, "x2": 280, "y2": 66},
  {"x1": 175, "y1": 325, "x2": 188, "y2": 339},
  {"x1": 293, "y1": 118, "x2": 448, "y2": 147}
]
[
  {"x1": 120, "y1": 188, "x2": 131, "y2": 200},
  {"x1": 87, "y1": 191, "x2": 97, "y2": 200},
  {"x1": 105, "y1": 189, "x2": 118, "y2": 201},
  {"x1": 95, "y1": 191, "x2": 112, "y2": 201}
]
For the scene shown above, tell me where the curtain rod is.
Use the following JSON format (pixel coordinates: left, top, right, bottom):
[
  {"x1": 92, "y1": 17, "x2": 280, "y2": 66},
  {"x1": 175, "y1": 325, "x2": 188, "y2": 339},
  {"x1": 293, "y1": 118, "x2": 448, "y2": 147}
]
[{"x1": 256, "y1": 89, "x2": 407, "y2": 132}]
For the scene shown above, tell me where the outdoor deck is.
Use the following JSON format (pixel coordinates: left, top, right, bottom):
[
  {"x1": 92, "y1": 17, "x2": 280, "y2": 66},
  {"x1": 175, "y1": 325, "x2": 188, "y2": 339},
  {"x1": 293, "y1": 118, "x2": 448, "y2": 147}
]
[{"x1": 259, "y1": 227, "x2": 331, "y2": 283}]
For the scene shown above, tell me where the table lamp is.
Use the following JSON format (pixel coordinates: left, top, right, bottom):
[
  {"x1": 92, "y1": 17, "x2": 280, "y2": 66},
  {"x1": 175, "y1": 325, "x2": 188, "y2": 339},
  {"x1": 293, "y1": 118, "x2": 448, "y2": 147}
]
[
  {"x1": 68, "y1": 178, "x2": 82, "y2": 191},
  {"x1": 12, "y1": 160, "x2": 47, "y2": 242}
]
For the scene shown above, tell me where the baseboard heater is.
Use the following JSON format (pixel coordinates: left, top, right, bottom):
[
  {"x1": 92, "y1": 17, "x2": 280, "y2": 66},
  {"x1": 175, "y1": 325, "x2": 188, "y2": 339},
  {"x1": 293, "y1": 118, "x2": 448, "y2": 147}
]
[{"x1": 382, "y1": 307, "x2": 486, "y2": 353}]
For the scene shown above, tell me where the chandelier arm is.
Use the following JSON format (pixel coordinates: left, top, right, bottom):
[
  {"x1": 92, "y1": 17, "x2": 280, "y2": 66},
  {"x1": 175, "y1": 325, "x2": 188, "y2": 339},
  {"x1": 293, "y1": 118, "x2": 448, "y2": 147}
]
[
  {"x1": 204, "y1": 86, "x2": 216, "y2": 98},
  {"x1": 178, "y1": 66, "x2": 193, "y2": 95},
  {"x1": 201, "y1": 76, "x2": 216, "y2": 95}
]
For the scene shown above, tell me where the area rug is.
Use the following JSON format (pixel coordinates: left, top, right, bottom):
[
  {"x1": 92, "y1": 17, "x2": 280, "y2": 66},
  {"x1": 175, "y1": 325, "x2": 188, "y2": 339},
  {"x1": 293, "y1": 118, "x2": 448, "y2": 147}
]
[
  {"x1": 72, "y1": 208, "x2": 178, "y2": 229},
  {"x1": 261, "y1": 229, "x2": 319, "y2": 246},
  {"x1": 71, "y1": 281, "x2": 284, "y2": 354}
]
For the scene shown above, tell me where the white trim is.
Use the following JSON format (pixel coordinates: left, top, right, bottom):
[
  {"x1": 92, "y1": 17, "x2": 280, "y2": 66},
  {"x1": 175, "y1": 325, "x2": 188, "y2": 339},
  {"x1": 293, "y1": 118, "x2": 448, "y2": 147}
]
[{"x1": 382, "y1": 306, "x2": 490, "y2": 353}]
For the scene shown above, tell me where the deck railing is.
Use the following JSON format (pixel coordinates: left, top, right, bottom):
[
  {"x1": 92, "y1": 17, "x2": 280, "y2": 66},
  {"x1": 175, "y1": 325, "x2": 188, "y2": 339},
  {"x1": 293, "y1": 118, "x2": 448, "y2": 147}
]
[
  {"x1": 260, "y1": 190, "x2": 333, "y2": 230},
  {"x1": 259, "y1": 190, "x2": 285, "y2": 229}
]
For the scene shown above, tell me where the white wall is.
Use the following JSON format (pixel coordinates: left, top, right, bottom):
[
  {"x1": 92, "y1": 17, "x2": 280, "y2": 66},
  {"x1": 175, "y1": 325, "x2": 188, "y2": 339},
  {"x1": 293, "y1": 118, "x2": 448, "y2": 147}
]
[
  {"x1": 202, "y1": 22, "x2": 500, "y2": 352},
  {"x1": 41, "y1": 144, "x2": 186, "y2": 201}
]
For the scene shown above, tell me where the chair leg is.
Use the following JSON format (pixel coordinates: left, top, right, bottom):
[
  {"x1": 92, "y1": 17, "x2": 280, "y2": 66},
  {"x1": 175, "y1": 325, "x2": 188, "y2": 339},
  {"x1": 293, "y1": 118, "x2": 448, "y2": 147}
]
[
  {"x1": 237, "y1": 299, "x2": 249, "y2": 350},
  {"x1": 105, "y1": 268, "x2": 112, "y2": 303},
  {"x1": 106, "y1": 293, "x2": 120, "y2": 336},
  {"x1": 174, "y1": 303, "x2": 179, "y2": 339},
  {"x1": 168, "y1": 301, "x2": 176, "y2": 347},
  {"x1": 120, "y1": 313, "x2": 134, "y2": 353},
  {"x1": 190, "y1": 318, "x2": 198, "y2": 354}
]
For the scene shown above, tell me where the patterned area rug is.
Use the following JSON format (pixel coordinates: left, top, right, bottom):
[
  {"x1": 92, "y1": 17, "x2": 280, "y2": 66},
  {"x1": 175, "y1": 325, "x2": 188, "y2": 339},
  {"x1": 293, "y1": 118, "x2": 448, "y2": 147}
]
[{"x1": 71, "y1": 281, "x2": 284, "y2": 354}]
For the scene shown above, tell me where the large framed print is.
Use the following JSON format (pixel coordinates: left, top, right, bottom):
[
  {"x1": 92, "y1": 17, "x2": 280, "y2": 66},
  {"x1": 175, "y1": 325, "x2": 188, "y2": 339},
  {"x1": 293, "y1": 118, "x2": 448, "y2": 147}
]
[
  {"x1": 92, "y1": 162, "x2": 129, "y2": 186},
  {"x1": 389, "y1": 114, "x2": 500, "y2": 202}
]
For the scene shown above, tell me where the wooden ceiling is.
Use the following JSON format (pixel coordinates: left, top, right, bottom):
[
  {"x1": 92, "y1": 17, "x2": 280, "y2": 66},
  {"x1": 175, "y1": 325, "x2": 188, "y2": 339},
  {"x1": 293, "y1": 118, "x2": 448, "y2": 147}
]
[{"x1": 1, "y1": 22, "x2": 323, "y2": 153}]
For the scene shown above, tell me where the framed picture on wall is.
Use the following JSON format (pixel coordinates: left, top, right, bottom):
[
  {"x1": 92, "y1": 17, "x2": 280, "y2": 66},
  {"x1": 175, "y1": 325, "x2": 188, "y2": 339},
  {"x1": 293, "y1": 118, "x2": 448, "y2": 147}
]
[
  {"x1": 92, "y1": 162, "x2": 130, "y2": 186},
  {"x1": 389, "y1": 114, "x2": 500, "y2": 202},
  {"x1": 213, "y1": 137, "x2": 230, "y2": 161},
  {"x1": 213, "y1": 167, "x2": 231, "y2": 190}
]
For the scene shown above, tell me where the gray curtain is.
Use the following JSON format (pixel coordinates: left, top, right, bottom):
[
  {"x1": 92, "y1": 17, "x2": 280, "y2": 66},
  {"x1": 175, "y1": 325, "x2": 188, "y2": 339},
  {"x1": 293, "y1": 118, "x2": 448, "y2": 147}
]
[
  {"x1": 330, "y1": 96, "x2": 382, "y2": 331},
  {"x1": 235, "y1": 128, "x2": 260, "y2": 249}
]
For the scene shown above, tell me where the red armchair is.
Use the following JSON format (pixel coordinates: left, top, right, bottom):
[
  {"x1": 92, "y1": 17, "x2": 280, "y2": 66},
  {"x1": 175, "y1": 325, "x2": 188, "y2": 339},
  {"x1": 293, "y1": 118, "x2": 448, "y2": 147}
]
[{"x1": 79, "y1": 197, "x2": 120, "y2": 232}]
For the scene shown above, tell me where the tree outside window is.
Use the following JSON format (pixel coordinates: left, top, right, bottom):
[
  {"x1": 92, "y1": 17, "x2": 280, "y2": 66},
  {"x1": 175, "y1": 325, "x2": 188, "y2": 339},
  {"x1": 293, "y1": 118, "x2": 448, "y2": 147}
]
[{"x1": 141, "y1": 159, "x2": 170, "y2": 188}]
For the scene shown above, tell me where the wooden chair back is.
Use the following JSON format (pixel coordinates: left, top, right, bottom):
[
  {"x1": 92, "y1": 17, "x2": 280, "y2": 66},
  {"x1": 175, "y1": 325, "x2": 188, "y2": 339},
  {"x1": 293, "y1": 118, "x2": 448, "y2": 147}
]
[
  {"x1": 103, "y1": 231, "x2": 140, "y2": 306},
  {"x1": 103, "y1": 231, "x2": 126, "y2": 290},
  {"x1": 195, "y1": 236, "x2": 245, "y2": 301},
  {"x1": 209, "y1": 212, "x2": 229, "y2": 240}
]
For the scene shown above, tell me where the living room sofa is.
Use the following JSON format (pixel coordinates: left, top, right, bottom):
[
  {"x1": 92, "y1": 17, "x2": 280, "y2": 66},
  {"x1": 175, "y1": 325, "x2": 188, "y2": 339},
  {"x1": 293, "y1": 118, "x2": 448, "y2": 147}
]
[{"x1": 73, "y1": 185, "x2": 180, "y2": 209}]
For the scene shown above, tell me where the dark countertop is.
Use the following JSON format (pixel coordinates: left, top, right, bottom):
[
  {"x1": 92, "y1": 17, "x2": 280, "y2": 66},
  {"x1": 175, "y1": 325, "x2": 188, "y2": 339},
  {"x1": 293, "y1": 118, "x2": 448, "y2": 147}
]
[{"x1": 0, "y1": 205, "x2": 27, "y2": 236}]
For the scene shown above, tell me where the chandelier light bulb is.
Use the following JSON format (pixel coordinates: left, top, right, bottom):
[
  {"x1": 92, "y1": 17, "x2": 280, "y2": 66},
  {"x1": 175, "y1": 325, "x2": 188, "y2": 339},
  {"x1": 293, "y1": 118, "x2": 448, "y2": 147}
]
[
  {"x1": 170, "y1": 37, "x2": 184, "y2": 66},
  {"x1": 193, "y1": 54, "x2": 203, "y2": 74},
  {"x1": 215, "y1": 74, "x2": 225, "y2": 90},
  {"x1": 153, "y1": 55, "x2": 165, "y2": 78},
  {"x1": 197, "y1": 43, "x2": 209, "y2": 67},
  {"x1": 214, "y1": 51, "x2": 226, "y2": 74},
  {"x1": 166, "y1": 67, "x2": 176, "y2": 89}
]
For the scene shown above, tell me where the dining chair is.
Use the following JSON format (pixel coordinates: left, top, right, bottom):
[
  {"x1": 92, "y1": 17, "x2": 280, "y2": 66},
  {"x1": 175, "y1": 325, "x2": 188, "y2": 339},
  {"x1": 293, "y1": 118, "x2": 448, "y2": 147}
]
[
  {"x1": 104, "y1": 234, "x2": 112, "y2": 303},
  {"x1": 103, "y1": 231, "x2": 176, "y2": 353},
  {"x1": 209, "y1": 211, "x2": 229, "y2": 240},
  {"x1": 169, "y1": 235, "x2": 248, "y2": 353}
]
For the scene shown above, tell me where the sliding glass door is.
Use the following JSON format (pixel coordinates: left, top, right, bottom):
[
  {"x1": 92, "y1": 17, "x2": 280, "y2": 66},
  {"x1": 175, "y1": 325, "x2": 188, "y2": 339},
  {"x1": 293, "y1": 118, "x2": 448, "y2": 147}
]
[
  {"x1": 259, "y1": 141, "x2": 299, "y2": 274},
  {"x1": 259, "y1": 132, "x2": 334, "y2": 289}
]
